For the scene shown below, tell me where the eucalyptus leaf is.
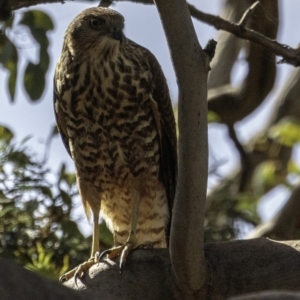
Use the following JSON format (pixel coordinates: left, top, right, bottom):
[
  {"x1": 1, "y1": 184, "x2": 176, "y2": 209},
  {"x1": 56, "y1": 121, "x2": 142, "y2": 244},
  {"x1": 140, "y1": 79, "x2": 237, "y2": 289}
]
[
  {"x1": 24, "y1": 62, "x2": 45, "y2": 101},
  {"x1": 0, "y1": 125, "x2": 14, "y2": 144},
  {"x1": 0, "y1": 34, "x2": 18, "y2": 101},
  {"x1": 19, "y1": 10, "x2": 54, "y2": 102},
  {"x1": 20, "y1": 10, "x2": 54, "y2": 32}
]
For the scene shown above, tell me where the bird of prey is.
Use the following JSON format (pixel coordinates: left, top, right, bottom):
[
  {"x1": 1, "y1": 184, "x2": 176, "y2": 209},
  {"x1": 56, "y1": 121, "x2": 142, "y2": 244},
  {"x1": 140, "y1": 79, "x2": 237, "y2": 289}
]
[{"x1": 54, "y1": 7, "x2": 177, "y2": 281}]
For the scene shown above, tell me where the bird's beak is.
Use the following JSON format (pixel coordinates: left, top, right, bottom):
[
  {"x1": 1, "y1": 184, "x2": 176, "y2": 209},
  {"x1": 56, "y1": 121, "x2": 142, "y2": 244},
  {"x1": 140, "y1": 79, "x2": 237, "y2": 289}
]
[{"x1": 110, "y1": 28, "x2": 124, "y2": 42}]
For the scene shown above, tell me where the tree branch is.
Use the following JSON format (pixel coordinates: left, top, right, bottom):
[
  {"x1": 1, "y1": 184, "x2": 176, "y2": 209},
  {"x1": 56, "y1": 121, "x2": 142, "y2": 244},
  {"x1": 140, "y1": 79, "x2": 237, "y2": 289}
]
[
  {"x1": 8, "y1": 0, "x2": 65, "y2": 10},
  {"x1": 207, "y1": 61, "x2": 300, "y2": 238},
  {"x1": 208, "y1": 0, "x2": 248, "y2": 89},
  {"x1": 229, "y1": 291, "x2": 300, "y2": 300},
  {"x1": 207, "y1": 0, "x2": 278, "y2": 126},
  {"x1": 5, "y1": 0, "x2": 300, "y2": 68},
  {"x1": 188, "y1": 2, "x2": 300, "y2": 67},
  {"x1": 154, "y1": 0, "x2": 209, "y2": 298},
  {"x1": 227, "y1": 125, "x2": 252, "y2": 192},
  {"x1": 4, "y1": 239, "x2": 300, "y2": 300},
  {"x1": 247, "y1": 183, "x2": 300, "y2": 240}
]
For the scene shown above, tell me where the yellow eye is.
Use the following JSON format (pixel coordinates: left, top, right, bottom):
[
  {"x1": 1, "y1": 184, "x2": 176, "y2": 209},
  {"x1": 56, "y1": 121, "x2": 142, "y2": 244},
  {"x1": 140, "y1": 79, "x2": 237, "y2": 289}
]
[{"x1": 90, "y1": 18, "x2": 104, "y2": 29}]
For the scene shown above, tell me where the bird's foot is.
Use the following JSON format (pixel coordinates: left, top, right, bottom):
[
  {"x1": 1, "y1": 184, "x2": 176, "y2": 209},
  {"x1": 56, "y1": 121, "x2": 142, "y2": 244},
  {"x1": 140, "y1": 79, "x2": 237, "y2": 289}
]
[
  {"x1": 59, "y1": 255, "x2": 98, "y2": 285},
  {"x1": 98, "y1": 243, "x2": 133, "y2": 272},
  {"x1": 98, "y1": 240, "x2": 153, "y2": 272}
]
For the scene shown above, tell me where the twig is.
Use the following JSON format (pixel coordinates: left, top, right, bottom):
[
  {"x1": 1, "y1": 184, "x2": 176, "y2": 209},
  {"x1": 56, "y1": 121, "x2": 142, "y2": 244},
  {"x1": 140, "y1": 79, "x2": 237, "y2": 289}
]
[
  {"x1": 238, "y1": 1, "x2": 260, "y2": 27},
  {"x1": 98, "y1": 0, "x2": 113, "y2": 7},
  {"x1": 227, "y1": 125, "x2": 251, "y2": 192},
  {"x1": 188, "y1": 4, "x2": 300, "y2": 67}
]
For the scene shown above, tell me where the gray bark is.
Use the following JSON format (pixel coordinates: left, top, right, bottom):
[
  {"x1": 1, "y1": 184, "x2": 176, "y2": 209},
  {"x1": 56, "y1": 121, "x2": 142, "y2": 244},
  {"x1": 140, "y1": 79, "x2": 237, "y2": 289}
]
[
  {"x1": 3, "y1": 239, "x2": 300, "y2": 300},
  {"x1": 154, "y1": 0, "x2": 209, "y2": 298}
]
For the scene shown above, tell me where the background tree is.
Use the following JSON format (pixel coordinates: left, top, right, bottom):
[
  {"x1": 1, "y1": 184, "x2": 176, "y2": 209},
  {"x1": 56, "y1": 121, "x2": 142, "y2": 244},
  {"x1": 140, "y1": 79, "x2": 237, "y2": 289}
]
[{"x1": 2, "y1": 0, "x2": 300, "y2": 299}]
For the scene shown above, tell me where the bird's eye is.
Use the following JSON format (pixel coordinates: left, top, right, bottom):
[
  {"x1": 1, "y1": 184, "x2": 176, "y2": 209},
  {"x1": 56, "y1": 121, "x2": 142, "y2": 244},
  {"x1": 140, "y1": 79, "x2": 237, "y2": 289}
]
[{"x1": 89, "y1": 18, "x2": 104, "y2": 29}]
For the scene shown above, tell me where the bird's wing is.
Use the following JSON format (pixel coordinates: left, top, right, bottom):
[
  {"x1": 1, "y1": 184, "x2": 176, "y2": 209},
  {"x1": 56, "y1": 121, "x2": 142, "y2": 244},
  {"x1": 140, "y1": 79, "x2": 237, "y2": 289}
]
[
  {"x1": 146, "y1": 50, "x2": 178, "y2": 242},
  {"x1": 53, "y1": 68, "x2": 72, "y2": 158}
]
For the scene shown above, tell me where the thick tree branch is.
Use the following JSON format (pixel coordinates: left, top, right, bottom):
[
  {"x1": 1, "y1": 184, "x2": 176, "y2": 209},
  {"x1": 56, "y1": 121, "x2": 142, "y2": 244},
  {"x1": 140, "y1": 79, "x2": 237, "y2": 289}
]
[
  {"x1": 154, "y1": 1, "x2": 209, "y2": 298},
  {"x1": 208, "y1": 0, "x2": 278, "y2": 126},
  {"x1": 208, "y1": 0, "x2": 248, "y2": 89},
  {"x1": 230, "y1": 291, "x2": 300, "y2": 300},
  {"x1": 0, "y1": 258, "x2": 98, "y2": 300},
  {"x1": 4, "y1": 239, "x2": 300, "y2": 299}
]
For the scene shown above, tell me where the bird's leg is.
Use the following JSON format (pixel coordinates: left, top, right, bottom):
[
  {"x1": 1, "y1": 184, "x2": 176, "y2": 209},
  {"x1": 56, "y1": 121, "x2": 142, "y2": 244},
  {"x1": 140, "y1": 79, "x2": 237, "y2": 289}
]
[
  {"x1": 99, "y1": 190, "x2": 141, "y2": 270},
  {"x1": 118, "y1": 189, "x2": 140, "y2": 270},
  {"x1": 91, "y1": 212, "x2": 100, "y2": 259},
  {"x1": 59, "y1": 210, "x2": 100, "y2": 284}
]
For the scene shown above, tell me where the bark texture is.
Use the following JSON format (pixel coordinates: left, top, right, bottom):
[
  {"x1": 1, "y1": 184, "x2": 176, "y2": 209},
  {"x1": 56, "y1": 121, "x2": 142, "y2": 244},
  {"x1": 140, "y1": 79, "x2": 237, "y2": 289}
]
[
  {"x1": 154, "y1": 0, "x2": 209, "y2": 298},
  {"x1": 2, "y1": 239, "x2": 300, "y2": 300}
]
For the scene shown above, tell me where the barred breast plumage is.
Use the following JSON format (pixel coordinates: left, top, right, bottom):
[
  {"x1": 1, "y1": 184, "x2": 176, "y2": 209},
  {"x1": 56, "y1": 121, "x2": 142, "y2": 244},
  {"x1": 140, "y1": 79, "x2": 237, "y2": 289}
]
[{"x1": 54, "y1": 6, "x2": 177, "y2": 281}]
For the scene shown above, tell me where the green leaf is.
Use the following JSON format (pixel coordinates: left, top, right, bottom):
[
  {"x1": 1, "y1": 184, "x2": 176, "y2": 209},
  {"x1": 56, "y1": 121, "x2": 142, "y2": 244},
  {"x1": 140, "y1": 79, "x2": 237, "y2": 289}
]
[
  {"x1": 208, "y1": 110, "x2": 221, "y2": 123},
  {"x1": 24, "y1": 62, "x2": 45, "y2": 101},
  {"x1": 7, "y1": 150, "x2": 32, "y2": 166},
  {"x1": 59, "y1": 189, "x2": 72, "y2": 206},
  {"x1": 60, "y1": 219, "x2": 82, "y2": 236},
  {"x1": 0, "y1": 34, "x2": 18, "y2": 101},
  {"x1": 20, "y1": 10, "x2": 54, "y2": 32},
  {"x1": 3, "y1": 14, "x2": 14, "y2": 28},
  {"x1": 58, "y1": 163, "x2": 76, "y2": 187},
  {"x1": 0, "y1": 125, "x2": 14, "y2": 144},
  {"x1": 0, "y1": 205, "x2": 14, "y2": 218},
  {"x1": 25, "y1": 200, "x2": 39, "y2": 213},
  {"x1": 19, "y1": 10, "x2": 53, "y2": 101},
  {"x1": 269, "y1": 117, "x2": 300, "y2": 147},
  {"x1": 288, "y1": 160, "x2": 300, "y2": 175},
  {"x1": 40, "y1": 186, "x2": 53, "y2": 199},
  {"x1": 252, "y1": 161, "x2": 283, "y2": 194}
]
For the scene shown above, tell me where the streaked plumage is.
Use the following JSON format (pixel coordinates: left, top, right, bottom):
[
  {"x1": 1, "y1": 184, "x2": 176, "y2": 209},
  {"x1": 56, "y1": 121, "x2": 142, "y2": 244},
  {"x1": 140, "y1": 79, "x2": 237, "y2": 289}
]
[{"x1": 54, "y1": 7, "x2": 177, "y2": 280}]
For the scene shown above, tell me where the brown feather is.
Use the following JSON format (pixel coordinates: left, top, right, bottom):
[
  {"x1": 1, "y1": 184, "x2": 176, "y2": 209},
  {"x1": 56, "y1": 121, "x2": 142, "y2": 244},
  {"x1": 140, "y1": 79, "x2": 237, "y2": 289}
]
[{"x1": 54, "y1": 7, "x2": 177, "y2": 250}]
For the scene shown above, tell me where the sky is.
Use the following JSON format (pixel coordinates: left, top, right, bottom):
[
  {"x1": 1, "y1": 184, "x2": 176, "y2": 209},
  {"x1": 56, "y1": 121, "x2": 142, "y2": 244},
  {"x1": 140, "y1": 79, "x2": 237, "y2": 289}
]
[{"x1": 1, "y1": 0, "x2": 300, "y2": 235}]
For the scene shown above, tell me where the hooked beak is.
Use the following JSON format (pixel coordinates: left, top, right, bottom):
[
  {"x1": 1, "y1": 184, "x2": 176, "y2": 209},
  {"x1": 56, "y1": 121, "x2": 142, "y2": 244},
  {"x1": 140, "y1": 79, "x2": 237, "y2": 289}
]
[{"x1": 110, "y1": 28, "x2": 124, "y2": 42}]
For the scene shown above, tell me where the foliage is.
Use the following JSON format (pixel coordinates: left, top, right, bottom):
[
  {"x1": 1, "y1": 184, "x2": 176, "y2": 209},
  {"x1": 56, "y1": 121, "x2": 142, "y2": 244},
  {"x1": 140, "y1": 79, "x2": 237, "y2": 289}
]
[
  {"x1": 0, "y1": 124, "x2": 113, "y2": 279},
  {"x1": 205, "y1": 184, "x2": 260, "y2": 242},
  {"x1": 269, "y1": 117, "x2": 300, "y2": 147},
  {"x1": 0, "y1": 10, "x2": 53, "y2": 102}
]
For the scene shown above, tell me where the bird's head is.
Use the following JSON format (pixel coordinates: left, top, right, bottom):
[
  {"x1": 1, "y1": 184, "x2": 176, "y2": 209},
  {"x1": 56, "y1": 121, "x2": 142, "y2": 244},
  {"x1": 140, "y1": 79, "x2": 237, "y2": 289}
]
[{"x1": 65, "y1": 7, "x2": 125, "y2": 55}]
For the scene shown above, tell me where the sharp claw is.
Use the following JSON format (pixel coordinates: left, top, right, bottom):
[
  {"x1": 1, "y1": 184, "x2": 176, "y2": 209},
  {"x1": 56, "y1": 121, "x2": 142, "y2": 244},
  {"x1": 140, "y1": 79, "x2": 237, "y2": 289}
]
[
  {"x1": 119, "y1": 244, "x2": 130, "y2": 273},
  {"x1": 119, "y1": 259, "x2": 125, "y2": 274},
  {"x1": 98, "y1": 249, "x2": 111, "y2": 262},
  {"x1": 59, "y1": 275, "x2": 66, "y2": 283},
  {"x1": 59, "y1": 257, "x2": 98, "y2": 285},
  {"x1": 74, "y1": 271, "x2": 79, "y2": 287},
  {"x1": 74, "y1": 268, "x2": 80, "y2": 287}
]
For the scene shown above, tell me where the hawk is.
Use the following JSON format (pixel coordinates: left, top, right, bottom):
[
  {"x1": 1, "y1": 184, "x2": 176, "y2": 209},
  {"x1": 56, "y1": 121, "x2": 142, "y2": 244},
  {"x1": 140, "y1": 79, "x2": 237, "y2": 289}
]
[{"x1": 54, "y1": 7, "x2": 177, "y2": 281}]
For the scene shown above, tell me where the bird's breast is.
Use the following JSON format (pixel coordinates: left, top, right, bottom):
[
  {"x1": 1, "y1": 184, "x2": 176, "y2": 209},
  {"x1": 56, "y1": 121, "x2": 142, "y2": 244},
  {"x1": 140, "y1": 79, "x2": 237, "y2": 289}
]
[{"x1": 60, "y1": 56, "x2": 160, "y2": 189}]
